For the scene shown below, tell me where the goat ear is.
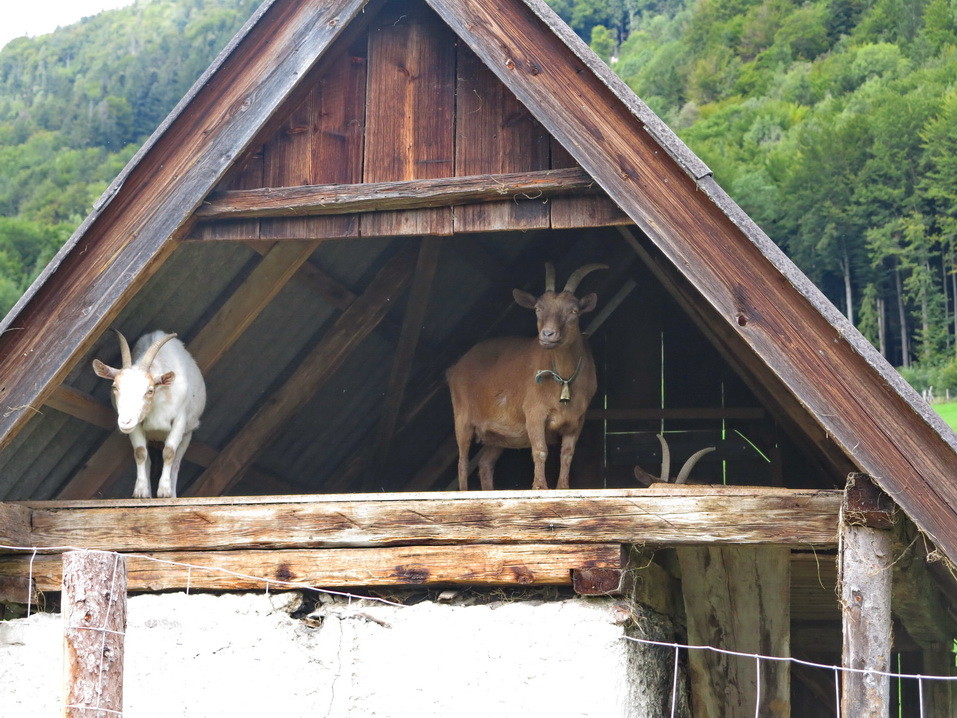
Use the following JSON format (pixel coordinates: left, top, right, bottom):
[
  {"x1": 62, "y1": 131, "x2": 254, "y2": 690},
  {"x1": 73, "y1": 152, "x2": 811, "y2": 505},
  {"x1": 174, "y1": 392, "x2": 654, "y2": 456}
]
[
  {"x1": 155, "y1": 371, "x2": 176, "y2": 387},
  {"x1": 579, "y1": 293, "x2": 598, "y2": 313},
  {"x1": 512, "y1": 289, "x2": 537, "y2": 309},
  {"x1": 92, "y1": 359, "x2": 119, "y2": 380}
]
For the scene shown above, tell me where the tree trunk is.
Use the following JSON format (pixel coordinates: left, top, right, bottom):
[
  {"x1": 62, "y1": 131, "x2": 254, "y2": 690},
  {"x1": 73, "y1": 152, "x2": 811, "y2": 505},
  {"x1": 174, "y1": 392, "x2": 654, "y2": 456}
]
[
  {"x1": 896, "y1": 265, "x2": 910, "y2": 368},
  {"x1": 62, "y1": 550, "x2": 127, "y2": 718},
  {"x1": 842, "y1": 248, "x2": 854, "y2": 326},
  {"x1": 877, "y1": 295, "x2": 887, "y2": 358}
]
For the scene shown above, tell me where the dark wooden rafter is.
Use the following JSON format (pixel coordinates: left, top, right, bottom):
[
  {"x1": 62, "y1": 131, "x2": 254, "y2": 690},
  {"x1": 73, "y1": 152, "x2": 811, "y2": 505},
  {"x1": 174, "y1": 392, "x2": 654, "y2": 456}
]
[
  {"x1": 0, "y1": 0, "x2": 374, "y2": 454},
  {"x1": 186, "y1": 244, "x2": 419, "y2": 496},
  {"x1": 194, "y1": 168, "x2": 595, "y2": 221},
  {"x1": 370, "y1": 238, "x2": 442, "y2": 481}
]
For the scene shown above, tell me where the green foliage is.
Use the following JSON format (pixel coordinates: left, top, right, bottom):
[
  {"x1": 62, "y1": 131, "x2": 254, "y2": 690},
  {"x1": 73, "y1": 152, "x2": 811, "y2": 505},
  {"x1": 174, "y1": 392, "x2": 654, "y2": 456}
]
[
  {"x1": 0, "y1": 0, "x2": 259, "y2": 318},
  {"x1": 596, "y1": 0, "x2": 957, "y2": 370}
]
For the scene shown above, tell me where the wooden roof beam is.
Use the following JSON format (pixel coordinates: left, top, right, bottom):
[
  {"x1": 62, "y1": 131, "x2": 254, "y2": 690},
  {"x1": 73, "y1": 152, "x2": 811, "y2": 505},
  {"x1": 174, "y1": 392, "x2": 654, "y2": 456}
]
[
  {"x1": 186, "y1": 244, "x2": 419, "y2": 496},
  {"x1": 193, "y1": 167, "x2": 595, "y2": 221}
]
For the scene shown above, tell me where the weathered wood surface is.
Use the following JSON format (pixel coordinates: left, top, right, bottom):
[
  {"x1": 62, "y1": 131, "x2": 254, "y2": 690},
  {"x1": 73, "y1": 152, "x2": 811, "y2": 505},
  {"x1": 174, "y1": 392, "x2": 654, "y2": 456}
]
[
  {"x1": 196, "y1": 168, "x2": 594, "y2": 221},
  {"x1": 3, "y1": 488, "x2": 842, "y2": 553},
  {"x1": 0, "y1": 502, "x2": 31, "y2": 547},
  {"x1": 454, "y1": 44, "x2": 551, "y2": 232},
  {"x1": 2, "y1": 543, "x2": 621, "y2": 592},
  {"x1": 840, "y1": 509, "x2": 893, "y2": 717},
  {"x1": 260, "y1": 35, "x2": 365, "y2": 240},
  {"x1": 361, "y1": 2, "x2": 455, "y2": 237},
  {"x1": 0, "y1": 0, "x2": 371, "y2": 454},
  {"x1": 678, "y1": 545, "x2": 791, "y2": 718},
  {"x1": 62, "y1": 550, "x2": 127, "y2": 718},
  {"x1": 423, "y1": 0, "x2": 957, "y2": 565}
]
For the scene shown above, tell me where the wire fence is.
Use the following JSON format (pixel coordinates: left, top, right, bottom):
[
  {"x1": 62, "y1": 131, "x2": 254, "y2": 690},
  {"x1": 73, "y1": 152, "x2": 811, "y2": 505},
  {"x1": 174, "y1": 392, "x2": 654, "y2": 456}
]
[{"x1": 2, "y1": 543, "x2": 956, "y2": 717}]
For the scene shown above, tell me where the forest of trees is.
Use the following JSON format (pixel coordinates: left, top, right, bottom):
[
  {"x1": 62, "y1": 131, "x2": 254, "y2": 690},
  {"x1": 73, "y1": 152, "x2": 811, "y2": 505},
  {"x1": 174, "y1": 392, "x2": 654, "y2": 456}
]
[
  {"x1": 0, "y1": 0, "x2": 956, "y2": 391},
  {"x1": 552, "y1": 0, "x2": 957, "y2": 391}
]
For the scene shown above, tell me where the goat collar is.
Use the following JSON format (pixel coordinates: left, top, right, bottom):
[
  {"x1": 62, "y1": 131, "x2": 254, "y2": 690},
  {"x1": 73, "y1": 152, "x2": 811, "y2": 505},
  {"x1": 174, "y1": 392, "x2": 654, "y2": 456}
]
[{"x1": 535, "y1": 356, "x2": 584, "y2": 403}]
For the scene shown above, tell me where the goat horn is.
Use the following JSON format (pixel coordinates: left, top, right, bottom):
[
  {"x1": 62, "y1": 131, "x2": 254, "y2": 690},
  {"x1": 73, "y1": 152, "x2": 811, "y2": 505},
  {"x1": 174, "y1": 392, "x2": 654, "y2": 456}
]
[
  {"x1": 137, "y1": 333, "x2": 177, "y2": 371},
  {"x1": 563, "y1": 263, "x2": 608, "y2": 294},
  {"x1": 674, "y1": 446, "x2": 716, "y2": 484},
  {"x1": 112, "y1": 329, "x2": 132, "y2": 369},
  {"x1": 656, "y1": 433, "x2": 670, "y2": 482},
  {"x1": 544, "y1": 262, "x2": 556, "y2": 292}
]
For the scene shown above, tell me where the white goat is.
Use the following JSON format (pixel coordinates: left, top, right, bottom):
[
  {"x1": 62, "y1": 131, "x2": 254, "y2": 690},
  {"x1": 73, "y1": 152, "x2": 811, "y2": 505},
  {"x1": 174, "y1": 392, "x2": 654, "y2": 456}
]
[{"x1": 93, "y1": 330, "x2": 206, "y2": 498}]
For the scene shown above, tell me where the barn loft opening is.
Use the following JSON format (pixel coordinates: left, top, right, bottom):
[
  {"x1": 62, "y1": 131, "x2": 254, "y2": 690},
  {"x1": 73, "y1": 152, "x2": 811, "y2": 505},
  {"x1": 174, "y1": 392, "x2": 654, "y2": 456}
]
[{"x1": 0, "y1": 1, "x2": 840, "y2": 501}]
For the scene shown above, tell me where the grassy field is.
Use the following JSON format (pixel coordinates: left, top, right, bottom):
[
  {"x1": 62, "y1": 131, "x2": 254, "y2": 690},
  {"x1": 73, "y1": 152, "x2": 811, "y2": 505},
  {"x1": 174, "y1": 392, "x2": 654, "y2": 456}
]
[{"x1": 934, "y1": 402, "x2": 957, "y2": 431}]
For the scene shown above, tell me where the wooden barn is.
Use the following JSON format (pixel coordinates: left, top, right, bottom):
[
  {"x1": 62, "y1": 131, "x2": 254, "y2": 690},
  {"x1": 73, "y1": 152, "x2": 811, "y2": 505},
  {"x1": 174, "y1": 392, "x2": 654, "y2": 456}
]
[{"x1": 0, "y1": 0, "x2": 956, "y2": 714}]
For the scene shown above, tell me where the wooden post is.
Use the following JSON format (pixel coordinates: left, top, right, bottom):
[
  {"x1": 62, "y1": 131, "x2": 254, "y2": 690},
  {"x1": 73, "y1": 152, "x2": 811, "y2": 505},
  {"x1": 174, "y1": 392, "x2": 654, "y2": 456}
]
[
  {"x1": 62, "y1": 550, "x2": 127, "y2": 718},
  {"x1": 677, "y1": 545, "x2": 791, "y2": 717},
  {"x1": 840, "y1": 474, "x2": 894, "y2": 718}
]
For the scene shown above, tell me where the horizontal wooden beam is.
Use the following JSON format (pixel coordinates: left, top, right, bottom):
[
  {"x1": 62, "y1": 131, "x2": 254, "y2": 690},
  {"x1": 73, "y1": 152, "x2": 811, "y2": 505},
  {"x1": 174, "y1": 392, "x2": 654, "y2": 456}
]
[
  {"x1": 5, "y1": 487, "x2": 841, "y2": 553},
  {"x1": 0, "y1": 543, "x2": 621, "y2": 592},
  {"x1": 194, "y1": 167, "x2": 596, "y2": 220},
  {"x1": 586, "y1": 407, "x2": 765, "y2": 422}
]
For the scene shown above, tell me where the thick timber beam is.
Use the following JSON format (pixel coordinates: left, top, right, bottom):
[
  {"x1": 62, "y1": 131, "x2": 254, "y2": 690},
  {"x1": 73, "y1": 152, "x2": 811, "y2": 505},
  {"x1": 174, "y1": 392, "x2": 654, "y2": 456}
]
[
  {"x1": 840, "y1": 474, "x2": 894, "y2": 718},
  {"x1": 1, "y1": 543, "x2": 622, "y2": 592},
  {"x1": 194, "y1": 168, "x2": 596, "y2": 221},
  {"x1": 2, "y1": 487, "x2": 841, "y2": 553}
]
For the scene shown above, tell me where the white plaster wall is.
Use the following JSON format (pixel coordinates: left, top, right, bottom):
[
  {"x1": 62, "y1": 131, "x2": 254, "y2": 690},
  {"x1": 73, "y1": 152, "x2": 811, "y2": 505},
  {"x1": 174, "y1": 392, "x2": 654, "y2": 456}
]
[{"x1": 0, "y1": 592, "x2": 673, "y2": 717}]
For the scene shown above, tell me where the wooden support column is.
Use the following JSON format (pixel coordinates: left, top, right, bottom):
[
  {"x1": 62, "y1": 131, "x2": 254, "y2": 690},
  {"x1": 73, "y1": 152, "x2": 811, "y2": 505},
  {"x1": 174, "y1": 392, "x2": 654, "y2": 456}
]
[
  {"x1": 677, "y1": 545, "x2": 791, "y2": 718},
  {"x1": 62, "y1": 550, "x2": 127, "y2": 718},
  {"x1": 840, "y1": 473, "x2": 895, "y2": 718}
]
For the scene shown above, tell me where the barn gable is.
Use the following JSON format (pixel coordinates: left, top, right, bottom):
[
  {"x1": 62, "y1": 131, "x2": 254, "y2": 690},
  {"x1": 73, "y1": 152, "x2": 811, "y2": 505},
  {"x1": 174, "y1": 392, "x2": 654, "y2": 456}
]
[
  {"x1": 1, "y1": 0, "x2": 957, "y2": 713},
  {"x1": 0, "y1": 0, "x2": 953, "y2": 549}
]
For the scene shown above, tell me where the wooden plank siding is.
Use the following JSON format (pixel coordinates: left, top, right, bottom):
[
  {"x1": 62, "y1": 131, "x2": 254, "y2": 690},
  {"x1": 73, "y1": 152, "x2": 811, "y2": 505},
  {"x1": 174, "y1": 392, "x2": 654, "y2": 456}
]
[
  {"x1": 454, "y1": 44, "x2": 551, "y2": 232},
  {"x1": 260, "y1": 35, "x2": 366, "y2": 241},
  {"x1": 422, "y1": 0, "x2": 957, "y2": 561},
  {"x1": 187, "y1": 1, "x2": 626, "y2": 242},
  {"x1": 360, "y1": 1, "x2": 456, "y2": 237}
]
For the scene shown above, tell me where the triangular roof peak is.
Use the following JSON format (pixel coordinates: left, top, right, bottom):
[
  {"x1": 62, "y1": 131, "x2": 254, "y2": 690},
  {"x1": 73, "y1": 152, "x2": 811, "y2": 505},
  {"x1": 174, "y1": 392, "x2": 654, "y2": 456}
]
[{"x1": 1, "y1": 0, "x2": 956, "y2": 561}]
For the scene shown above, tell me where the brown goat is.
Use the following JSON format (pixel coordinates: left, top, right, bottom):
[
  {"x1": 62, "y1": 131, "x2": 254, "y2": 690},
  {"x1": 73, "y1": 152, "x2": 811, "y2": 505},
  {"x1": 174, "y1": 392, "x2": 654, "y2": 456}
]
[{"x1": 447, "y1": 263, "x2": 606, "y2": 490}]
